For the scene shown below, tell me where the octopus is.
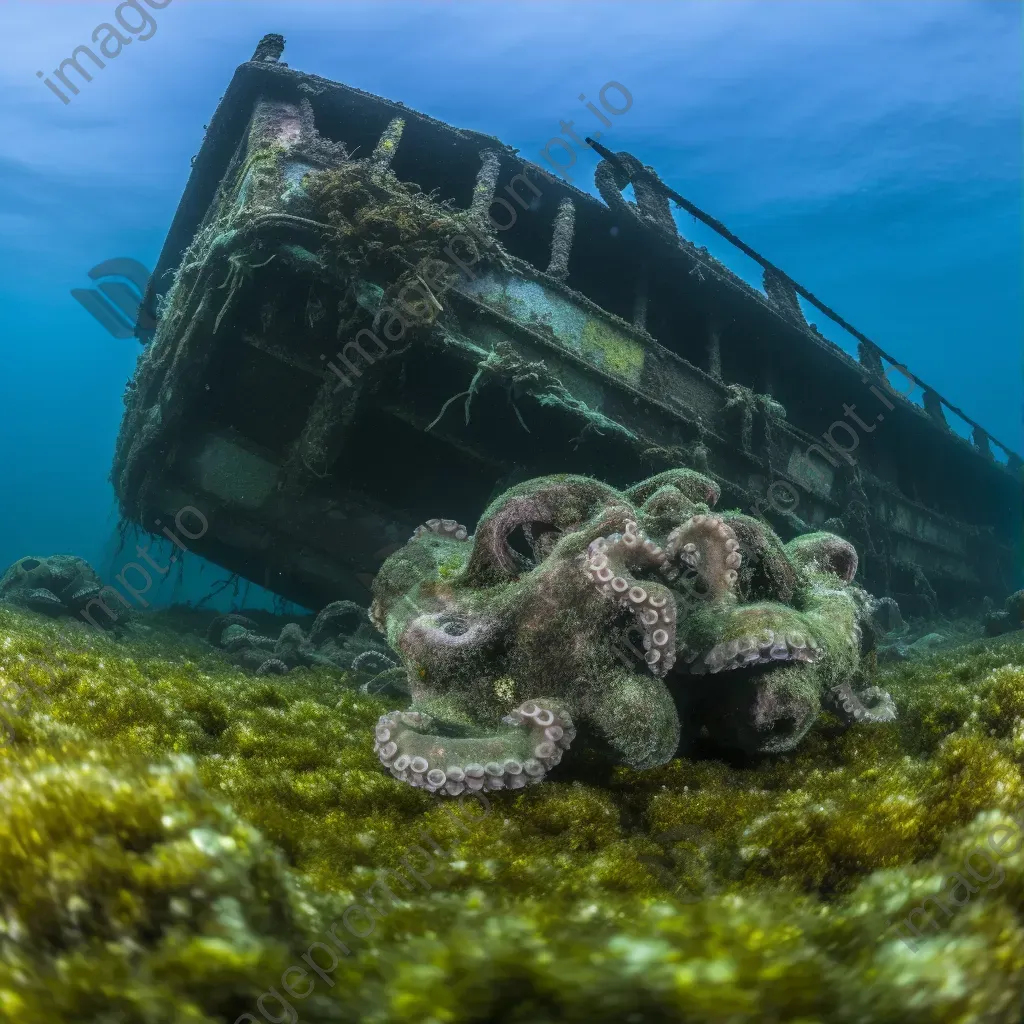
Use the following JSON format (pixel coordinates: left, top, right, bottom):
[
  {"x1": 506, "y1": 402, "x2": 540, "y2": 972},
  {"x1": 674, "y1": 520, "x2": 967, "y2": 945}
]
[
  {"x1": 369, "y1": 469, "x2": 896, "y2": 797},
  {"x1": 0, "y1": 555, "x2": 122, "y2": 626},
  {"x1": 207, "y1": 601, "x2": 399, "y2": 680}
]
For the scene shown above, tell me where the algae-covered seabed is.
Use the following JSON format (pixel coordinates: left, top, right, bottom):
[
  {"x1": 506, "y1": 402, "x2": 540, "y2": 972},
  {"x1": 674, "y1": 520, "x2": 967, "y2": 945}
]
[{"x1": 1, "y1": 604, "x2": 1023, "y2": 1023}]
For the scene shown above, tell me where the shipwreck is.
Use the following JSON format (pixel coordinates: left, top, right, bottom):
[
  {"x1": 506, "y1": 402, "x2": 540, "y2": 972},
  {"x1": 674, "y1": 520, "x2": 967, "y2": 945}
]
[{"x1": 113, "y1": 34, "x2": 1021, "y2": 617}]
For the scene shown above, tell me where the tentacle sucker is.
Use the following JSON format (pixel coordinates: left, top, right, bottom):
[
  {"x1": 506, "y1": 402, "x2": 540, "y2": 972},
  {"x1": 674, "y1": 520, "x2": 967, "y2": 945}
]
[
  {"x1": 584, "y1": 520, "x2": 676, "y2": 676},
  {"x1": 664, "y1": 514, "x2": 742, "y2": 602},
  {"x1": 830, "y1": 682, "x2": 897, "y2": 724},
  {"x1": 696, "y1": 630, "x2": 822, "y2": 675},
  {"x1": 374, "y1": 699, "x2": 576, "y2": 795}
]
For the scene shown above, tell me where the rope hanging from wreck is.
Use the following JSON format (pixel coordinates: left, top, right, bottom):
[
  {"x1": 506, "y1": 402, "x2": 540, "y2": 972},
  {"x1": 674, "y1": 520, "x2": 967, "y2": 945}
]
[
  {"x1": 584, "y1": 137, "x2": 1019, "y2": 465},
  {"x1": 426, "y1": 346, "x2": 533, "y2": 434}
]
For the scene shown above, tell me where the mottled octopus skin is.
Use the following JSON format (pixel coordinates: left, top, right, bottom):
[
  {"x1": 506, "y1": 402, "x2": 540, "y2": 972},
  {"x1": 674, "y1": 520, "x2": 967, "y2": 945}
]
[{"x1": 370, "y1": 469, "x2": 895, "y2": 793}]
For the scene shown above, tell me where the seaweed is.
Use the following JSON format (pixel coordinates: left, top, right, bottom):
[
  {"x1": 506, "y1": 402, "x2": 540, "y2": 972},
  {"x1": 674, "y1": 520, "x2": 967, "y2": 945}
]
[{"x1": 0, "y1": 601, "x2": 1022, "y2": 1020}]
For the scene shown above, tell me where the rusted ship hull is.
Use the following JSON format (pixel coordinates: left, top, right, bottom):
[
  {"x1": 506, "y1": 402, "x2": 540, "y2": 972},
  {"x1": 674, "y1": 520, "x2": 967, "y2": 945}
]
[{"x1": 115, "y1": 35, "x2": 1021, "y2": 615}]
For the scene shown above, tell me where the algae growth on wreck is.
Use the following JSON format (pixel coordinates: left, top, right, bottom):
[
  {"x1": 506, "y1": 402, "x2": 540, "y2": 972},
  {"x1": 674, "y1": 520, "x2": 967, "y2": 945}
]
[{"x1": 4, "y1": 5, "x2": 1022, "y2": 1022}]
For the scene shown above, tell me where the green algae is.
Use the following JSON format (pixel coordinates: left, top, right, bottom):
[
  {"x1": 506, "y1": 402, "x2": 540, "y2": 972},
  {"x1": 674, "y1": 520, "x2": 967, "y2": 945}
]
[
  {"x1": 579, "y1": 317, "x2": 645, "y2": 384},
  {"x1": 1, "y1": 604, "x2": 1024, "y2": 1021},
  {"x1": 437, "y1": 553, "x2": 466, "y2": 581}
]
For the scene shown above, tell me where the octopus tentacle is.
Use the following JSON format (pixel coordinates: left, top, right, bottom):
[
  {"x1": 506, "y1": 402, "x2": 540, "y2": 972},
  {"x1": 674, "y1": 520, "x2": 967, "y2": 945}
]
[
  {"x1": 374, "y1": 700, "x2": 575, "y2": 795},
  {"x1": 719, "y1": 513, "x2": 799, "y2": 604},
  {"x1": 360, "y1": 666, "x2": 411, "y2": 697},
  {"x1": 369, "y1": 600, "x2": 387, "y2": 634},
  {"x1": 463, "y1": 477, "x2": 622, "y2": 584},
  {"x1": 522, "y1": 522, "x2": 561, "y2": 562},
  {"x1": 635, "y1": 486, "x2": 700, "y2": 536},
  {"x1": 207, "y1": 613, "x2": 258, "y2": 643},
  {"x1": 785, "y1": 532, "x2": 858, "y2": 583},
  {"x1": 588, "y1": 668, "x2": 681, "y2": 769},
  {"x1": 221, "y1": 625, "x2": 276, "y2": 652},
  {"x1": 584, "y1": 519, "x2": 676, "y2": 676},
  {"x1": 350, "y1": 650, "x2": 398, "y2": 674},
  {"x1": 693, "y1": 629, "x2": 822, "y2": 675},
  {"x1": 625, "y1": 468, "x2": 720, "y2": 508},
  {"x1": 411, "y1": 518, "x2": 470, "y2": 542},
  {"x1": 255, "y1": 658, "x2": 290, "y2": 676},
  {"x1": 664, "y1": 514, "x2": 742, "y2": 603},
  {"x1": 23, "y1": 589, "x2": 65, "y2": 613},
  {"x1": 829, "y1": 682, "x2": 897, "y2": 724},
  {"x1": 469, "y1": 496, "x2": 553, "y2": 578}
]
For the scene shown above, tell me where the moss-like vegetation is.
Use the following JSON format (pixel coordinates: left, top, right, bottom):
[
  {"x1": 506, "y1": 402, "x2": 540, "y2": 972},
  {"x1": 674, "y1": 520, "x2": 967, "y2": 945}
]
[
  {"x1": 579, "y1": 317, "x2": 645, "y2": 384},
  {"x1": 2, "y1": 604, "x2": 1024, "y2": 1021}
]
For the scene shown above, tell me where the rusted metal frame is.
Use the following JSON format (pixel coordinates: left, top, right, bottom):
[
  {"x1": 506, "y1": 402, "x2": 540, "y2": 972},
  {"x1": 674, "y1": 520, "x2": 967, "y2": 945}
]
[
  {"x1": 585, "y1": 136, "x2": 1020, "y2": 466},
  {"x1": 749, "y1": 420, "x2": 990, "y2": 563},
  {"x1": 447, "y1": 247, "x2": 869, "y2": 502},
  {"x1": 857, "y1": 468, "x2": 1001, "y2": 547},
  {"x1": 446, "y1": 266, "x2": 731, "y2": 445}
]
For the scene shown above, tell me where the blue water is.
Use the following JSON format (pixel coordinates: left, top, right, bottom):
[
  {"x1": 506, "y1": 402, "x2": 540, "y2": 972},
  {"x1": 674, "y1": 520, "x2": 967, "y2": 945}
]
[{"x1": 1, "y1": 0, "x2": 1019, "y2": 606}]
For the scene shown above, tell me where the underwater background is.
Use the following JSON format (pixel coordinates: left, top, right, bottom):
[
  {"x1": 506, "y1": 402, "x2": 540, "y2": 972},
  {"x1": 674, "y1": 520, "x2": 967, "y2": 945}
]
[{"x1": 0, "y1": 2, "x2": 1023, "y2": 1022}]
